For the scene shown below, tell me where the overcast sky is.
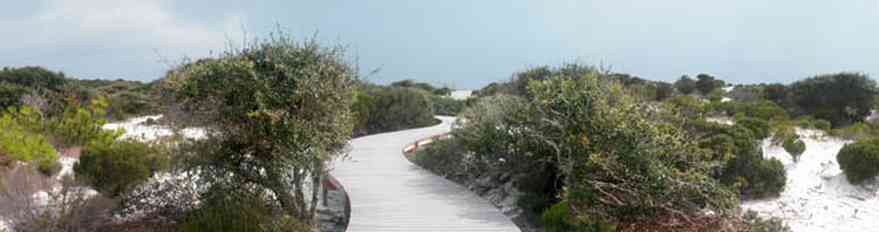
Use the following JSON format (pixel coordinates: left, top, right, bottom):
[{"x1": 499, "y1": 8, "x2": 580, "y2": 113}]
[{"x1": 2, "y1": 0, "x2": 878, "y2": 88}]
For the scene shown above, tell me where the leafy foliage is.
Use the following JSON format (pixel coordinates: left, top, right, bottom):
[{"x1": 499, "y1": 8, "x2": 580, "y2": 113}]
[
  {"x1": 703, "y1": 124, "x2": 786, "y2": 199},
  {"x1": 180, "y1": 188, "x2": 309, "y2": 232},
  {"x1": 742, "y1": 211, "x2": 791, "y2": 232},
  {"x1": 454, "y1": 94, "x2": 542, "y2": 171},
  {"x1": 49, "y1": 96, "x2": 119, "y2": 148},
  {"x1": 390, "y1": 79, "x2": 452, "y2": 96},
  {"x1": 352, "y1": 84, "x2": 436, "y2": 135},
  {"x1": 665, "y1": 95, "x2": 708, "y2": 118},
  {"x1": 674, "y1": 75, "x2": 698, "y2": 95},
  {"x1": 696, "y1": 73, "x2": 725, "y2": 95},
  {"x1": 413, "y1": 139, "x2": 467, "y2": 179},
  {"x1": 528, "y1": 72, "x2": 737, "y2": 227},
  {"x1": 542, "y1": 200, "x2": 615, "y2": 232},
  {"x1": 782, "y1": 137, "x2": 806, "y2": 162},
  {"x1": 0, "y1": 107, "x2": 59, "y2": 173},
  {"x1": 715, "y1": 100, "x2": 789, "y2": 122},
  {"x1": 0, "y1": 66, "x2": 68, "y2": 92},
  {"x1": 737, "y1": 117, "x2": 771, "y2": 140},
  {"x1": 787, "y1": 73, "x2": 877, "y2": 127},
  {"x1": 837, "y1": 138, "x2": 879, "y2": 184},
  {"x1": 74, "y1": 140, "x2": 166, "y2": 197},
  {"x1": 0, "y1": 82, "x2": 30, "y2": 109},
  {"x1": 163, "y1": 34, "x2": 355, "y2": 223},
  {"x1": 430, "y1": 95, "x2": 466, "y2": 116},
  {"x1": 829, "y1": 122, "x2": 879, "y2": 140}
]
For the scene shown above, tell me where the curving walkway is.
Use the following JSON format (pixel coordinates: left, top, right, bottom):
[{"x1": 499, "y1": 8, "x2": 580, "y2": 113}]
[{"x1": 330, "y1": 117, "x2": 520, "y2": 232}]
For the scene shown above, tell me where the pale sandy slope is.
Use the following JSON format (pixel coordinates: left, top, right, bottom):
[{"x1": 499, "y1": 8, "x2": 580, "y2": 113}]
[{"x1": 743, "y1": 129, "x2": 879, "y2": 232}]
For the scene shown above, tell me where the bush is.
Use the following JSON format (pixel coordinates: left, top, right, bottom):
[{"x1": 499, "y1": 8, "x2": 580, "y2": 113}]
[
  {"x1": 180, "y1": 191, "x2": 275, "y2": 232},
  {"x1": 0, "y1": 83, "x2": 29, "y2": 109},
  {"x1": 715, "y1": 125, "x2": 787, "y2": 198},
  {"x1": 788, "y1": 73, "x2": 877, "y2": 127},
  {"x1": 542, "y1": 201, "x2": 614, "y2": 232},
  {"x1": 74, "y1": 140, "x2": 166, "y2": 197},
  {"x1": 742, "y1": 211, "x2": 791, "y2": 232},
  {"x1": 837, "y1": 139, "x2": 879, "y2": 184},
  {"x1": 37, "y1": 160, "x2": 61, "y2": 176},
  {"x1": 454, "y1": 94, "x2": 536, "y2": 168},
  {"x1": 49, "y1": 96, "x2": 121, "y2": 148},
  {"x1": 664, "y1": 95, "x2": 706, "y2": 118},
  {"x1": 0, "y1": 107, "x2": 58, "y2": 174},
  {"x1": 738, "y1": 117, "x2": 771, "y2": 140},
  {"x1": 813, "y1": 119, "x2": 832, "y2": 131},
  {"x1": 742, "y1": 158, "x2": 787, "y2": 198},
  {"x1": 413, "y1": 139, "x2": 466, "y2": 177},
  {"x1": 0, "y1": 66, "x2": 68, "y2": 92},
  {"x1": 782, "y1": 137, "x2": 806, "y2": 162},
  {"x1": 716, "y1": 100, "x2": 788, "y2": 122},
  {"x1": 529, "y1": 72, "x2": 738, "y2": 225},
  {"x1": 830, "y1": 122, "x2": 878, "y2": 140},
  {"x1": 674, "y1": 75, "x2": 697, "y2": 95},
  {"x1": 696, "y1": 73, "x2": 725, "y2": 95},
  {"x1": 107, "y1": 92, "x2": 155, "y2": 120},
  {"x1": 542, "y1": 201, "x2": 577, "y2": 232},
  {"x1": 162, "y1": 33, "x2": 355, "y2": 223},
  {"x1": 356, "y1": 86, "x2": 436, "y2": 134},
  {"x1": 430, "y1": 95, "x2": 466, "y2": 116}
]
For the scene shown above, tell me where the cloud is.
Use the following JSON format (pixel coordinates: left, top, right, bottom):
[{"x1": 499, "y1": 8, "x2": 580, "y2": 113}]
[{"x1": 0, "y1": 0, "x2": 243, "y2": 79}]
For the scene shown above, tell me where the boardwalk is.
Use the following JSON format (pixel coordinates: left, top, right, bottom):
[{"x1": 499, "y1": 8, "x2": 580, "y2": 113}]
[{"x1": 331, "y1": 117, "x2": 520, "y2": 232}]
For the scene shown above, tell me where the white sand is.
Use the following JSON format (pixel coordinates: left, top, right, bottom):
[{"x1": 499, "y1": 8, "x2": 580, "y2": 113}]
[
  {"x1": 743, "y1": 129, "x2": 879, "y2": 232},
  {"x1": 706, "y1": 117, "x2": 735, "y2": 126},
  {"x1": 450, "y1": 90, "x2": 472, "y2": 100},
  {"x1": 102, "y1": 115, "x2": 205, "y2": 141}
]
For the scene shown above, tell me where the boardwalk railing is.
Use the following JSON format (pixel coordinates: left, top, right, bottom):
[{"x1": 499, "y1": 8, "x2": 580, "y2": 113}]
[{"x1": 402, "y1": 132, "x2": 452, "y2": 154}]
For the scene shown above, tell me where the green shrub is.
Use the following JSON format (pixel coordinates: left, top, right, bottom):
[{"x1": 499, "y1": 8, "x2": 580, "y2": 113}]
[
  {"x1": 74, "y1": 140, "x2": 166, "y2": 197},
  {"x1": 529, "y1": 72, "x2": 738, "y2": 224},
  {"x1": 414, "y1": 139, "x2": 466, "y2": 176},
  {"x1": 742, "y1": 158, "x2": 787, "y2": 198},
  {"x1": 49, "y1": 96, "x2": 121, "y2": 147},
  {"x1": 674, "y1": 75, "x2": 698, "y2": 95},
  {"x1": 696, "y1": 73, "x2": 725, "y2": 95},
  {"x1": 742, "y1": 211, "x2": 791, "y2": 232},
  {"x1": 0, "y1": 82, "x2": 29, "y2": 109},
  {"x1": 664, "y1": 95, "x2": 706, "y2": 118},
  {"x1": 542, "y1": 201, "x2": 574, "y2": 232},
  {"x1": 788, "y1": 73, "x2": 877, "y2": 127},
  {"x1": 181, "y1": 191, "x2": 311, "y2": 232},
  {"x1": 37, "y1": 159, "x2": 61, "y2": 176},
  {"x1": 356, "y1": 86, "x2": 436, "y2": 134},
  {"x1": 830, "y1": 122, "x2": 877, "y2": 140},
  {"x1": 716, "y1": 125, "x2": 787, "y2": 198},
  {"x1": 107, "y1": 91, "x2": 155, "y2": 120},
  {"x1": 163, "y1": 33, "x2": 355, "y2": 222},
  {"x1": 0, "y1": 66, "x2": 68, "y2": 91},
  {"x1": 430, "y1": 95, "x2": 466, "y2": 116},
  {"x1": 837, "y1": 139, "x2": 879, "y2": 184},
  {"x1": 783, "y1": 137, "x2": 806, "y2": 162},
  {"x1": 541, "y1": 201, "x2": 614, "y2": 232},
  {"x1": 0, "y1": 107, "x2": 59, "y2": 174},
  {"x1": 813, "y1": 119, "x2": 832, "y2": 131},
  {"x1": 716, "y1": 100, "x2": 788, "y2": 122},
  {"x1": 454, "y1": 94, "x2": 539, "y2": 169},
  {"x1": 738, "y1": 117, "x2": 771, "y2": 139}
]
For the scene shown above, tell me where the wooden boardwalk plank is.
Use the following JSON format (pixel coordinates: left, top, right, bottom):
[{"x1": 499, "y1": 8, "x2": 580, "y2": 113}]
[{"x1": 331, "y1": 117, "x2": 520, "y2": 232}]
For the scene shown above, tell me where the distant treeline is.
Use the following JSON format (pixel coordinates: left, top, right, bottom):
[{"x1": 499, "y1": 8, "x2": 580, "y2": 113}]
[{"x1": 0, "y1": 66, "x2": 159, "y2": 121}]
